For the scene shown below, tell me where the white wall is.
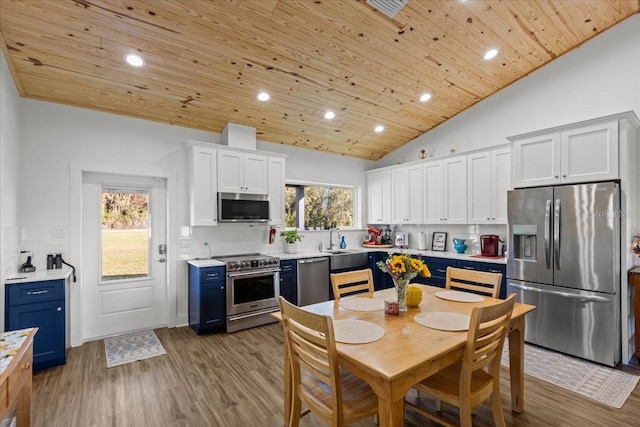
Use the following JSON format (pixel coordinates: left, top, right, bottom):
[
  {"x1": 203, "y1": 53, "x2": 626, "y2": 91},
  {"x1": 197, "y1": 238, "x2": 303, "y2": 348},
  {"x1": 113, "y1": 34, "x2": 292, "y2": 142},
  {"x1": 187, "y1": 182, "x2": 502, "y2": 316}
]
[
  {"x1": 375, "y1": 14, "x2": 640, "y2": 167},
  {"x1": 0, "y1": 52, "x2": 22, "y2": 331},
  {"x1": 12, "y1": 93, "x2": 370, "y2": 338}
]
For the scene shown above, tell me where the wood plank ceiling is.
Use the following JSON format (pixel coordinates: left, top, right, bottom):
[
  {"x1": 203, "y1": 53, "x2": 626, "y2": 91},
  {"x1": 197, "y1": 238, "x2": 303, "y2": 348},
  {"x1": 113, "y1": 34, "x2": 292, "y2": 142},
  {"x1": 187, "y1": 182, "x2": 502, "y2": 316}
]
[{"x1": 1, "y1": 1, "x2": 638, "y2": 160}]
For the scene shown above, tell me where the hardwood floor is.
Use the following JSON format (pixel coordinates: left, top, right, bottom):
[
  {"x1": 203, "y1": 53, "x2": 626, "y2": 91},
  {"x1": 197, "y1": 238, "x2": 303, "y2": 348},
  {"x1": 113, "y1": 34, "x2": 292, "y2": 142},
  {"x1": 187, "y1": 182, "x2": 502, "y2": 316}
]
[{"x1": 33, "y1": 324, "x2": 640, "y2": 427}]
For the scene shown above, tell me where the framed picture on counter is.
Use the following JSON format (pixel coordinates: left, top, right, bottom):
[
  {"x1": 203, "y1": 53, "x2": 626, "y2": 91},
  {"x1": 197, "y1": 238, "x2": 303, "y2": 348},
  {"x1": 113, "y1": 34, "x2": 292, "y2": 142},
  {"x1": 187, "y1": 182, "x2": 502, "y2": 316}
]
[{"x1": 432, "y1": 232, "x2": 447, "y2": 251}]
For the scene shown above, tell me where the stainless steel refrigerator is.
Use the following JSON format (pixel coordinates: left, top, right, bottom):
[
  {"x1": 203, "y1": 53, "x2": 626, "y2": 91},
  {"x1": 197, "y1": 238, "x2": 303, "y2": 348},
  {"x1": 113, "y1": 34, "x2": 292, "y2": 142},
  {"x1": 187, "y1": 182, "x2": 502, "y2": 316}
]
[{"x1": 507, "y1": 181, "x2": 620, "y2": 366}]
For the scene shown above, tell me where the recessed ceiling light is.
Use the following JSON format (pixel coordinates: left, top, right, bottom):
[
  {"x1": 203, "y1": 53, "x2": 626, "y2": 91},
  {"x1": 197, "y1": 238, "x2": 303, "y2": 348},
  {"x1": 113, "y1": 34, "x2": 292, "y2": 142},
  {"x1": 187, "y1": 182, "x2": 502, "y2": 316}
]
[
  {"x1": 257, "y1": 92, "x2": 270, "y2": 102},
  {"x1": 484, "y1": 49, "x2": 498, "y2": 60},
  {"x1": 374, "y1": 125, "x2": 384, "y2": 133},
  {"x1": 324, "y1": 111, "x2": 335, "y2": 120},
  {"x1": 125, "y1": 54, "x2": 144, "y2": 67},
  {"x1": 419, "y1": 93, "x2": 432, "y2": 102}
]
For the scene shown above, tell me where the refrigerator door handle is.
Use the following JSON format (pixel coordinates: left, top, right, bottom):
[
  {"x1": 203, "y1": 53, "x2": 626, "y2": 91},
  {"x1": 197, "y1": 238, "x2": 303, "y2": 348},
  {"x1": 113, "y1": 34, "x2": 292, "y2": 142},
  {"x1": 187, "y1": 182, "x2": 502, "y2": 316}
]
[
  {"x1": 554, "y1": 198, "x2": 561, "y2": 270},
  {"x1": 544, "y1": 199, "x2": 552, "y2": 269},
  {"x1": 509, "y1": 283, "x2": 610, "y2": 302}
]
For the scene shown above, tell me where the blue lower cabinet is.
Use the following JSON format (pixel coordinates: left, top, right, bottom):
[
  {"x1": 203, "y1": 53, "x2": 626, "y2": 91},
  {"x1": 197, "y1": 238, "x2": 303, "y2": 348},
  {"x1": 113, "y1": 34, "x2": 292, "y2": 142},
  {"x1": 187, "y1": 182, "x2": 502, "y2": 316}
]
[
  {"x1": 189, "y1": 265, "x2": 226, "y2": 334},
  {"x1": 422, "y1": 257, "x2": 457, "y2": 288},
  {"x1": 457, "y1": 260, "x2": 507, "y2": 299},
  {"x1": 279, "y1": 260, "x2": 297, "y2": 305},
  {"x1": 368, "y1": 252, "x2": 394, "y2": 290},
  {"x1": 5, "y1": 279, "x2": 66, "y2": 371}
]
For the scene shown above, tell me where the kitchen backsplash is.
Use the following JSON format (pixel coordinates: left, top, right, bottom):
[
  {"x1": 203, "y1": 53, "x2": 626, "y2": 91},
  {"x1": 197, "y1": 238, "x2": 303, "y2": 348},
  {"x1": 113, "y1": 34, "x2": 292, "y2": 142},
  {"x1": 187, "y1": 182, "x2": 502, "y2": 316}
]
[{"x1": 184, "y1": 223, "x2": 507, "y2": 259}]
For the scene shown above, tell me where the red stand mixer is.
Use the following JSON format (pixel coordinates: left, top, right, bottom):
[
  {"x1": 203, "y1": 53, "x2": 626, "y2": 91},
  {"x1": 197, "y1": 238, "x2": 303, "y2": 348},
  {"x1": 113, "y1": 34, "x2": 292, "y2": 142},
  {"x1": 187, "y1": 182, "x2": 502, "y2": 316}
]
[{"x1": 365, "y1": 226, "x2": 382, "y2": 245}]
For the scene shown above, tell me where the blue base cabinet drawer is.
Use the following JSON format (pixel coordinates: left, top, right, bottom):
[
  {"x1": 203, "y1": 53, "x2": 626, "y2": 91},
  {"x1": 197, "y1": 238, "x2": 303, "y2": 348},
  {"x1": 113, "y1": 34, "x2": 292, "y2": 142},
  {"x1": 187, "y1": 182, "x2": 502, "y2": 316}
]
[
  {"x1": 457, "y1": 260, "x2": 507, "y2": 299},
  {"x1": 5, "y1": 279, "x2": 66, "y2": 371},
  {"x1": 422, "y1": 257, "x2": 458, "y2": 288}
]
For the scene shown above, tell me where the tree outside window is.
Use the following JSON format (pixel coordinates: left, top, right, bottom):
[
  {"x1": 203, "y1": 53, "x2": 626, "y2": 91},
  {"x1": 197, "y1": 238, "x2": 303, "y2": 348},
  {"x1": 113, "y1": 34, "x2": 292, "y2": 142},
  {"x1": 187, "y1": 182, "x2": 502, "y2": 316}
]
[{"x1": 285, "y1": 184, "x2": 354, "y2": 229}]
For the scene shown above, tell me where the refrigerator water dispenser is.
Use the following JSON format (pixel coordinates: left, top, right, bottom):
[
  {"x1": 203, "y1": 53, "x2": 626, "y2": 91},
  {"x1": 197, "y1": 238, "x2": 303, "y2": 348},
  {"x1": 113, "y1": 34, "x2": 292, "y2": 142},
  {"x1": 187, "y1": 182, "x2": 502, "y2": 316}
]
[{"x1": 512, "y1": 225, "x2": 537, "y2": 260}]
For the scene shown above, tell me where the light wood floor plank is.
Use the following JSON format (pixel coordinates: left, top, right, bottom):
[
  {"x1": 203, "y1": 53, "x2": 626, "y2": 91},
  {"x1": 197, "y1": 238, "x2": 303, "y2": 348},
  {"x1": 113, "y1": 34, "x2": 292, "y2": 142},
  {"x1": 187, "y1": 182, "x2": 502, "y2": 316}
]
[{"x1": 32, "y1": 324, "x2": 640, "y2": 426}]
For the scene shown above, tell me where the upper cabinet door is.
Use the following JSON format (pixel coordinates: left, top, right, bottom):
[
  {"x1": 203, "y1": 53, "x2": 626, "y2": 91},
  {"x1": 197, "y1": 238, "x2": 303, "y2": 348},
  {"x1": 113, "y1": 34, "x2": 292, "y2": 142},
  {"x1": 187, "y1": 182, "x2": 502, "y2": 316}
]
[
  {"x1": 491, "y1": 148, "x2": 511, "y2": 224},
  {"x1": 217, "y1": 149, "x2": 244, "y2": 192},
  {"x1": 217, "y1": 149, "x2": 268, "y2": 194},
  {"x1": 188, "y1": 146, "x2": 218, "y2": 226},
  {"x1": 243, "y1": 153, "x2": 269, "y2": 194},
  {"x1": 513, "y1": 133, "x2": 561, "y2": 188},
  {"x1": 367, "y1": 169, "x2": 391, "y2": 224},
  {"x1": 391, "y1": 164, "x2": 422, "y2": 224},
  {"x1": 467, "y1": 152, "x2": 492, "y2": 224},
  {"x1": 424, "y1": 161, "x2": 444, "y2": 224},
  {"x1": 561, "y1": 121, "x2": 618, "y2": 184},
  {"x1": 443, "y1": 156, "x2": 467, "y2": 224},
  {"x1": 268, "y1": 156, "x2": 286, "y2": 225}
]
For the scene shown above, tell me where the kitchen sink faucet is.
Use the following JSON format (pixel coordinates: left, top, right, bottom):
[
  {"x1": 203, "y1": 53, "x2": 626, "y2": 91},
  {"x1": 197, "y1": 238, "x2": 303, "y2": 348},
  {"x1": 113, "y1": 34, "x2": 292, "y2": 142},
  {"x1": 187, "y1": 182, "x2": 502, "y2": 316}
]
[{"x1": 329, "y1": 228, "x2": 341, "y2": 250}]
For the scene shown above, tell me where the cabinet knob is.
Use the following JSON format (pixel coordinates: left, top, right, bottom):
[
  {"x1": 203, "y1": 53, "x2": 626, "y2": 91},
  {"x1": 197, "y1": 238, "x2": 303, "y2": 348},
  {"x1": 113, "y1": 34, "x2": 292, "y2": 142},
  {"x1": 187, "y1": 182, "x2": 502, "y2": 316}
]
[
  {"x1": 555, "y1": 175, "x2": 559, "y2": 178},
  {"x1": 487, "y1": 217, "x2": 490, "y2": 220},
  {"x1": 56, "y1": 307, "x2": 62, "y2": 311},
  {"x1": 21, "y1": 362, "x2": 31, "y2": 371},
  {"x1": 562, "y1": 174, "x2": 567, "y2": 178}
]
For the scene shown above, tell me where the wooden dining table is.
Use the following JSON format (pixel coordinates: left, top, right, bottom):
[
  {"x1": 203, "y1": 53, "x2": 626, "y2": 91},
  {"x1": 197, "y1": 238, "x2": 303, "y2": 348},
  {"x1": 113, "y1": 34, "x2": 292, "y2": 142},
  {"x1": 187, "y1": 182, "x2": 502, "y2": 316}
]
[{"x1": 273, "y1": 284, "x2": 536, "y2": 427}]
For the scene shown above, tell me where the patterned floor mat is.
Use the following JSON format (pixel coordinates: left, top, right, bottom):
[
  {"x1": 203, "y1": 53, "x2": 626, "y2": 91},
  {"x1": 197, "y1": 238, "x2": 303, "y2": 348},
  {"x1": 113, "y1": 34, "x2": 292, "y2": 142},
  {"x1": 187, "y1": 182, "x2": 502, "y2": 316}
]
[{"x1": 104, "y1": 329, "x2": 166, "y2": 368}]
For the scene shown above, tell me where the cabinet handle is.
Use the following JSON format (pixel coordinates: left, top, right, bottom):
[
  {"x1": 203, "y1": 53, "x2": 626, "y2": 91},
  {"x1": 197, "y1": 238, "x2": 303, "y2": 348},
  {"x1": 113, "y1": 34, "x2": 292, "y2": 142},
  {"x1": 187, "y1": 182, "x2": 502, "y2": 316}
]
[
  {"x1": 555, "y1": 175, "x2": 559, "y2": 178},
  {"x1": 436, "y1": 269, "x2": 446, "y2": 273},
  {"x1": 562, "y1": 174, "x2": 567, "y2": 178},
  {"x1": 463, "y1": 266, "x2": 474, "y2": 270},
  {"x1": 27, "y1": 290, "x2": 48, "y2": 295},
  {"x1": 57, "y1": 307, "x2": 62, "y2": 311}
]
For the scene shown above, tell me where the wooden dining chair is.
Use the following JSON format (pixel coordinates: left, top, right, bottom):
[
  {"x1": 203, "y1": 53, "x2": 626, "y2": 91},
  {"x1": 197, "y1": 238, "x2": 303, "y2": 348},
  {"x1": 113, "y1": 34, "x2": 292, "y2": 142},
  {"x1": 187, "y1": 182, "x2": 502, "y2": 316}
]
[
  {"x1": 278, "y1": 296, "x2": 379, "y2": 427},
  {"x1": 405, "y1": 294, "x2": 515, "y2": 427},
  {"x1": 445, "y1": 267, "x2": 503, "y2": 298},
  {"x1": 330, "y1": 268, "x2": 375, "y2": 301}
]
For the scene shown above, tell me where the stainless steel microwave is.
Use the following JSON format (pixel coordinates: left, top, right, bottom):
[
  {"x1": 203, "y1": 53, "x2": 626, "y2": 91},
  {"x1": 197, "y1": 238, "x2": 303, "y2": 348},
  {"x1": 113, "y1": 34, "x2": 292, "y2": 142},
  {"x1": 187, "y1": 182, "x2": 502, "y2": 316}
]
[{"x1": 218, "y1": 192, "x2": 270, "y2": 223}]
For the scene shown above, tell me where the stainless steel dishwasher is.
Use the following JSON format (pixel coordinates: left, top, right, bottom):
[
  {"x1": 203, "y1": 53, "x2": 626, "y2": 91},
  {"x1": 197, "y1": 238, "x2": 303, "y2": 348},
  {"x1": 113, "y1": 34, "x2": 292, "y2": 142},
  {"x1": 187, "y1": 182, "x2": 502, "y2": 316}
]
[{"x1": 297, "y1": 257, "x2": 330, "y2": 306}]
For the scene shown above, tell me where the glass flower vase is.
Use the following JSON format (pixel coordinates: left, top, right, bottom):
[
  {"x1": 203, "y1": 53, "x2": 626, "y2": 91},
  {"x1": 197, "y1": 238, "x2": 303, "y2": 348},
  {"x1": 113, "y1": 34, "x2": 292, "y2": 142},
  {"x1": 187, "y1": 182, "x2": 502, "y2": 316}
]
[{"x1": 393, "y1": 277, "x2": 409, "y2": 313}]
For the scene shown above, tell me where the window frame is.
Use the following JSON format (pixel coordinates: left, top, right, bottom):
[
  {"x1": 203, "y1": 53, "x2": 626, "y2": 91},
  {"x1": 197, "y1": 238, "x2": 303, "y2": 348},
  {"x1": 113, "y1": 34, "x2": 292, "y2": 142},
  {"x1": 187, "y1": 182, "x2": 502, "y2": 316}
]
[{"x1": 284, "y1": 180, "x2": 361, "y2": 230}]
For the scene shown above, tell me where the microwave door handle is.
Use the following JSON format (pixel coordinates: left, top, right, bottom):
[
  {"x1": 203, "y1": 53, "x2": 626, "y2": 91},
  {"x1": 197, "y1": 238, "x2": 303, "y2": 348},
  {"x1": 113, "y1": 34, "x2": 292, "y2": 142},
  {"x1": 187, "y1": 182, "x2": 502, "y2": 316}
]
[
  {"x1": 554, "y1": 199, "x2": 561, "y2": 270},
  {"x1": 544, "y1": 199, "x2": 551, "y2": 269}
]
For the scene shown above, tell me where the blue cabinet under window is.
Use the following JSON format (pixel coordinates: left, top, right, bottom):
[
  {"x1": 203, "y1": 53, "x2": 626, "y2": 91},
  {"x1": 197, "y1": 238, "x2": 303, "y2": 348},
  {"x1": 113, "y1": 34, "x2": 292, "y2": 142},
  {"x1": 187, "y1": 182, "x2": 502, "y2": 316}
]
[
  {"x1": 5, "y1": 279, "x2": 66, "y2": 371},
  {"x1": 188, "y1": 265, "x2": 226, "y2": 334}
]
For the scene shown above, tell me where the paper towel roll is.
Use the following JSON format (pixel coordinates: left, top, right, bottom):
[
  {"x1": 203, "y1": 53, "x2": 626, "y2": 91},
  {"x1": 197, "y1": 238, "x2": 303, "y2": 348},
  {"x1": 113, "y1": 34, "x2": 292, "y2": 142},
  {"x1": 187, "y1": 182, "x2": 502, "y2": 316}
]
[{"x1": 417, "y1": 232, "x2": 427, "y2": 250}]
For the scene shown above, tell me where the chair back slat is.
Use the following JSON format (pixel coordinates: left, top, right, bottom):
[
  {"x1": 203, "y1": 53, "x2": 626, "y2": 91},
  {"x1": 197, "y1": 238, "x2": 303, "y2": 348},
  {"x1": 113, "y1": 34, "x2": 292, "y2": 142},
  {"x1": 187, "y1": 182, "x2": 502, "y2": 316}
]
[
  {"x1": 446, "y1": 267, "x2": 502, "y2": 298},
  {"x1": 331, "y1": 269, "x2": 375, "y2": 301}
]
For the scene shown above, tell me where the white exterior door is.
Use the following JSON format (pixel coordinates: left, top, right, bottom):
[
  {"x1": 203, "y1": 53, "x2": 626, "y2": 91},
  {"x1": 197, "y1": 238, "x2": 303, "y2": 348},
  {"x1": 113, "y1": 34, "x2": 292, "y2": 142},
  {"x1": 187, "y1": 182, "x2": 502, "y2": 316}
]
[{"x1": 81, "y1": 172, "x2": 167, "y2": 340}]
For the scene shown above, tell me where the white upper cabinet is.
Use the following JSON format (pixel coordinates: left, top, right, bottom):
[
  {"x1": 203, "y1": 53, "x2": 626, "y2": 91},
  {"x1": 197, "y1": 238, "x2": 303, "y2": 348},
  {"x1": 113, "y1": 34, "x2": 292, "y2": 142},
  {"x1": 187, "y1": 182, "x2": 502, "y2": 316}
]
[
  {"x1": 467, "y1": 147, "x2": 511, "y2": 224},
  {"x1": 217, "y1": 148, "x2": 268, "y2": 194},
  {"x1": 561, "y1": 121, "x2": 618, "y2": 184},
  {"x1": 367, "y1": 168, "x2": 391, "y2": 224},
  {"x1": 391, "y1": 164, "x2": 423, "y2": 224},
  {"x1": 424, "y1": 157, "x2": 467, "y2": 224},
  {"x1": 187, "y1": 144, "x2": 218, "y2": 226},
  {"x1": 267, "y1": 156, "x2": 286, "y2": 225},
  {"x1": 513, "y1": 120, "x2": 618, "y2": 188}
]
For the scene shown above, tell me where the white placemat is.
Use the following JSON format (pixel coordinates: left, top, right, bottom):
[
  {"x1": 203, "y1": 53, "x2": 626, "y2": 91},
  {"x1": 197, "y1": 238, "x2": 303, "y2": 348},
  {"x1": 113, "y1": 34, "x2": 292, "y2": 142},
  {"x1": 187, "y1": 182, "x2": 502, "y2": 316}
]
[
  {"x1": 339, "y1": 297, "x2": 385, "y2": 312},
  {"x1": 333, "y1": 319, "x2": 385, "y2": 344},
  {"x1": 414, "y1": 312, "x2": 471, "y2": 331},
  {"x1": 435, "y1": 290, "x2": 484, "y2": 303}
]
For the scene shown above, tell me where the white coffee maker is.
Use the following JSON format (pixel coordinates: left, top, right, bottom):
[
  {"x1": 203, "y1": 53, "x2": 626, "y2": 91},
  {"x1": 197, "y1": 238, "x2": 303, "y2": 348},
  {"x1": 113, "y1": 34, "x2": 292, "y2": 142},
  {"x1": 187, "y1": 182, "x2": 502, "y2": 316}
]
[{"x1": 395, "y1": 232, "x2": 409, "y2": 248}]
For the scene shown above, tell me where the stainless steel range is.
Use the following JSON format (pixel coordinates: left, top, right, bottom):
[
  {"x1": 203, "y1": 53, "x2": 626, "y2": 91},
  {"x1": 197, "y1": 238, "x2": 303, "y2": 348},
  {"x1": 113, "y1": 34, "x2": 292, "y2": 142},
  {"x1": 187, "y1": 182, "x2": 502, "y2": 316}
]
[{"x1": 216, "y1": 253, "x2": 280, "y2": 333}]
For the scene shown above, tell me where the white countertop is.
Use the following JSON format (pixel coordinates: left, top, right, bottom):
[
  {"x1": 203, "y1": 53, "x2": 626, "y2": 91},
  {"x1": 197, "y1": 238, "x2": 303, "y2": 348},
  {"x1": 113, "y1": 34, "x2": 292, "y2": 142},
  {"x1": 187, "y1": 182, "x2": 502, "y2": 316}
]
[
  {"x1": 186, "y1": 248, "x2": 506, "y2": 266},
  {"x1": 5, "y1": 266, "x2": 73, "y2": 284},
  {"x1": 187, "y1": 259, "x2": 226, "y2": 268}
]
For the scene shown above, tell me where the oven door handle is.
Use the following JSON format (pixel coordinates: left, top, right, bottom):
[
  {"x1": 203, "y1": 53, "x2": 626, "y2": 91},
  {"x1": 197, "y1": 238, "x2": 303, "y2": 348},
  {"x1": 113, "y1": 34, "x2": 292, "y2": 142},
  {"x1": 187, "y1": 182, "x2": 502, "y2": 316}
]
[{"x1": 227, "y1": 269, "x2": 280, "y2": 279}]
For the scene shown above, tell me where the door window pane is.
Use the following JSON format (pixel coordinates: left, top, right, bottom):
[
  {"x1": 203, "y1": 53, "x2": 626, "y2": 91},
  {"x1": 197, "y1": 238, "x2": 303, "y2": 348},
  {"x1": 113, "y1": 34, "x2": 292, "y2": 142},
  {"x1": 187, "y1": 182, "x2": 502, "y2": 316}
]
[{"x1": 101, "y1": 188, "x2": 149, "y2": 281}]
